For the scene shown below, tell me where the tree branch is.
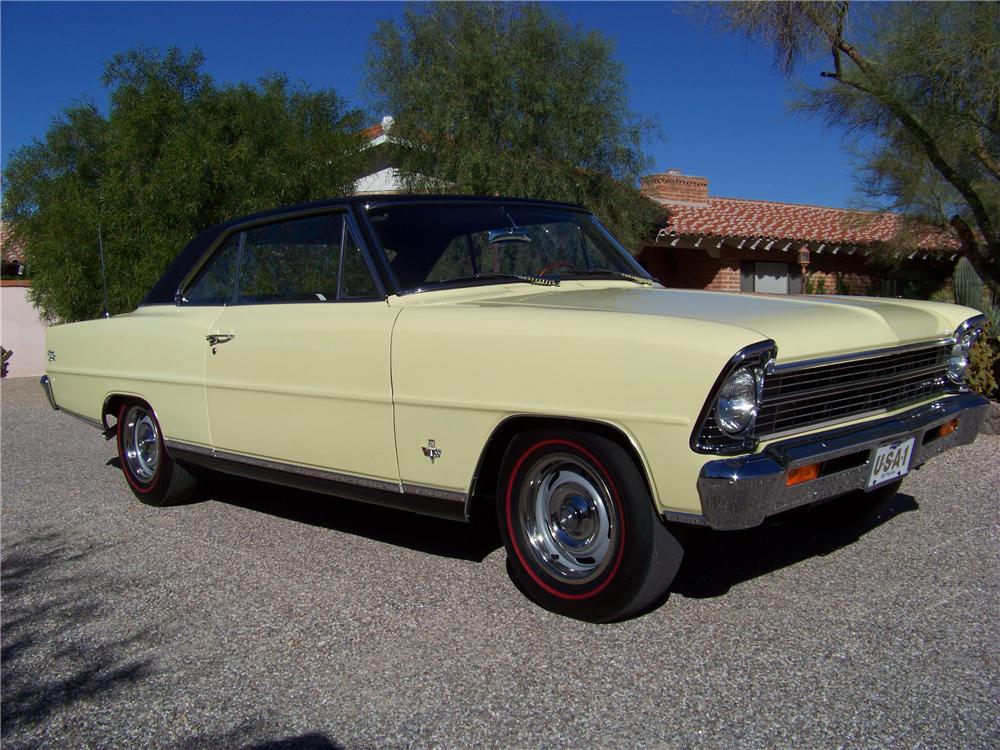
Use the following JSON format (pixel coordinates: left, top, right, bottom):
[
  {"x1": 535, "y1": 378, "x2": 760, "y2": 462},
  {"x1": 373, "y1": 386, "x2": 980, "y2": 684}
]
[
  {"x1": 973, "y1": 129, "x2": 1000, "y2": 183},
  {"x1": 827, "y1": 34, "x2": 1000, "y2": 252}
]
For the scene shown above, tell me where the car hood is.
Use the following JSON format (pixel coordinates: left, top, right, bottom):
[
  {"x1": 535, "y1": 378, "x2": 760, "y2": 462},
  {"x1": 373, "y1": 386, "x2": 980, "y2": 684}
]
[{"x1": 467, "y1": 285, "x2": 972, "y2": 363}]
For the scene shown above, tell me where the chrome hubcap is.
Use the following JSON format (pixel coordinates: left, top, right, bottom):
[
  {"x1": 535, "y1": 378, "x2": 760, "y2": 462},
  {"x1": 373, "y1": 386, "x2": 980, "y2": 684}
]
[
  {"x1": 122, "y1": 405, "x2": 159, "y2": 482},
  {"x1": 517, "y1": 452, "x2": 617, "y2": 584}
]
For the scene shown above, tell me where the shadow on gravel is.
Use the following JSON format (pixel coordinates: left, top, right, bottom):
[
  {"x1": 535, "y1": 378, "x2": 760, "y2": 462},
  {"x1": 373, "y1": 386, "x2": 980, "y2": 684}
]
[
  {"x1": 672, "y1": 492, "x2": 918, "y2": 599},
  {"x1": 244, "y1": 735, "x2": 344, "y2": 750},
  {"x1": 1, "y1": 530, "x2": 154, "y2": 738},
  {"x1": 170, "y1": 726, "x2": 345, "y2": 750},
  {"x1": 203, "y1": 474, "x2": 501, "y2": 563}
]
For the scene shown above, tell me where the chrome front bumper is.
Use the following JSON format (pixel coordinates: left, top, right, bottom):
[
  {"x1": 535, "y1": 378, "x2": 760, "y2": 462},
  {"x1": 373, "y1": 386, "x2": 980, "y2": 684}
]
[{"x1": 688, "y1": 392, "x2": 989, "y2": 530}]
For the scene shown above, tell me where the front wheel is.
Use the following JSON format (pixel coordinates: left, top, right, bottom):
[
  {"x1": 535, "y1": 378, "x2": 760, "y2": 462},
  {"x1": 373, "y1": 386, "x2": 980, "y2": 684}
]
[
  {"x1": 116, "y1": 401, "x2": 197, "y2": 506},
  {"x1": 498, "y1": 430, "x2": 684, "y2": 622}
]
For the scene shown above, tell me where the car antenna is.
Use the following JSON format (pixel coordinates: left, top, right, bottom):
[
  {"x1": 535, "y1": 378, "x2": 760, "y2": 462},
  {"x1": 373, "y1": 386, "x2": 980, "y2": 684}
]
[{"x1": 97, "y1": 223, "x2": 111, "y2": 319}]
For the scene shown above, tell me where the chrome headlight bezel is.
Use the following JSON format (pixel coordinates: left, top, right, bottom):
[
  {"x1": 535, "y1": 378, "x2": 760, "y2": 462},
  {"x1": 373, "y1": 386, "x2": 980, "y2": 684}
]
[
  {"x1": 946, "y1": 315, "x2": 986, "y2": 385},
  {"x1": 691, "y1": 340, "x2": 776, "y2": 455},
  {"x1": 715, "y1": 365, "x2": 763, "y2": 435}
]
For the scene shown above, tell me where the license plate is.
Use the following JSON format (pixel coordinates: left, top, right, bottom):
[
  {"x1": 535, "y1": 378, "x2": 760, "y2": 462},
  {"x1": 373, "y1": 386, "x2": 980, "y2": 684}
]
[{"x1": 867, "y1": 437, "x2": 915, "y2": 489}]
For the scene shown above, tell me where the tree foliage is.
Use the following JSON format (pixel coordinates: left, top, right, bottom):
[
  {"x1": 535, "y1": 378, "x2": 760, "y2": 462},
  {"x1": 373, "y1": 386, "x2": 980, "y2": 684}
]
[
  {"x1": 719, "y1": 1, "x2": 1000, "y2": 297},
  {"x1": 366, "y1": 2, "x2": 664, "y2": 249},
  {"x1": 2, "y1": 48, "x2": 367, "y2": 322}
]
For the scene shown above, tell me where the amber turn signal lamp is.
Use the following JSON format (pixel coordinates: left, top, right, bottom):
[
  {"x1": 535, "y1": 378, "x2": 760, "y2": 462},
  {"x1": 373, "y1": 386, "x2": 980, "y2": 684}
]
[
  {"x1": 939, "y1": 419, "x2": 959, "y2": 438},
  {"x1": 786, "y1": 463, "x2": 820, "y2": 487}
]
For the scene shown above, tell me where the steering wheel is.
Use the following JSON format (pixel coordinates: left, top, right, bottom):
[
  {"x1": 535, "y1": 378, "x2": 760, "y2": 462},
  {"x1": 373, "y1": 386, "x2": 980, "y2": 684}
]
[{"x1": 536, "y1": 260, "x2": 577, "y2": 276}]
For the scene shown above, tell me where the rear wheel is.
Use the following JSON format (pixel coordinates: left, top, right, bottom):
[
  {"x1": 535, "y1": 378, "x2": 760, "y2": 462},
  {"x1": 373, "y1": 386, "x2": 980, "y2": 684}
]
[
  {"x1": 116, "y1": 401, "x2": 197, "y2": 506},
  {"x1": 498, "y1": 430, "x2": 683, "y2": 622}
]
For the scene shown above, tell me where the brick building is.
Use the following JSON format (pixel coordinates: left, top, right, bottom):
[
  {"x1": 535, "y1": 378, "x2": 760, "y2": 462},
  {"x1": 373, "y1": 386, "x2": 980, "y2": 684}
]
[{"x1": 637, "y1": 171, "x2": 958, "y2": 296}]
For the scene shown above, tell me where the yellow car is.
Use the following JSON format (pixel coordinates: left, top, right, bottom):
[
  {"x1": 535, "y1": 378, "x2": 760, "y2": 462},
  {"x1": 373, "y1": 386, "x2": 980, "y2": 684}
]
[{"x1": 41, "y1": 196, "x2": 989, "y2": 621}]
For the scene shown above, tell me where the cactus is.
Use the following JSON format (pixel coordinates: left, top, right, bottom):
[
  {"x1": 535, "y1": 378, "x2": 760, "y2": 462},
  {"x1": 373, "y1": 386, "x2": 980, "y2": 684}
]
[{"x1": 953, "y1": 257, "x2": 983, "y2": 310}]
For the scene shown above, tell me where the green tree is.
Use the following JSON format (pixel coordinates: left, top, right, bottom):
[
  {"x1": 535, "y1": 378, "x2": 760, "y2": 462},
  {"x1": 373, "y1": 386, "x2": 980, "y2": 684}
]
[
  {"x1": 2, "y1": 48, "x2": 367, "y2": 322},
  {"x1": 718, "y1": 2, "x2": 1000, "y2": 297},
  {"x1": 365, "y1": 2, "x2": 664, "y2": 249}
]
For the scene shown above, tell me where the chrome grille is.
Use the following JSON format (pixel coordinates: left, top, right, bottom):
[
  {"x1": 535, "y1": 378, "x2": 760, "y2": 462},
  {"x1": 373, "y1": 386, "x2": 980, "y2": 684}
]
[{"x1": 756, "y1": 344, "x2": 950, "y2": 437}]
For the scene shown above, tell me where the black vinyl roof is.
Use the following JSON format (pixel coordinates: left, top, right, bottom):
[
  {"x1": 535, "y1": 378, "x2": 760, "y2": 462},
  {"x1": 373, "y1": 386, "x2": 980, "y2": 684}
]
[{"x1": 142, "y1": 194, "x2": 585, "y2": 305}]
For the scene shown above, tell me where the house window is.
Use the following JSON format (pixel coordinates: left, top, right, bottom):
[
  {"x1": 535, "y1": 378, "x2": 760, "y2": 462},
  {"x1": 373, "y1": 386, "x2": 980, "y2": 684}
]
[{"x1": 740, "y1": 261, "x2": 803, "y2": 294}]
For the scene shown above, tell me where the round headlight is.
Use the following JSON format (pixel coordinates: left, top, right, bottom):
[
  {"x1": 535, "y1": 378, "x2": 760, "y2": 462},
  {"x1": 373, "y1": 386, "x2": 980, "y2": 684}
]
[
  {"x1": 946, "y1": 334, "x2": 975, "y2": 383},
  {"x1": 716, "y1": 366, "x2": 760, "y2": 434}
]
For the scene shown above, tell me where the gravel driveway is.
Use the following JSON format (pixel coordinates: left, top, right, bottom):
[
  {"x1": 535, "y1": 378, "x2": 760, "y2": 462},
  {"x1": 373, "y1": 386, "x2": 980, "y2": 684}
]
[{"x1": 2, "y1": 376, "x2": 998, "y2": 749}]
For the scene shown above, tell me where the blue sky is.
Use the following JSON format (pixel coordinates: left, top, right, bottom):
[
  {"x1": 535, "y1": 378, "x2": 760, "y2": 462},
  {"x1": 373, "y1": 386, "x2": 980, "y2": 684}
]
[{"x1": 2, "y1": 1, "x2": 864, "y2": 208}]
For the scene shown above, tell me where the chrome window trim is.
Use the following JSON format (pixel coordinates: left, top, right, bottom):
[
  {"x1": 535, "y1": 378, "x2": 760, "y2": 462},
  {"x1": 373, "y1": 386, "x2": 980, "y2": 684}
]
[
  {"x1": 588, "y1": 215, "x2": 657, "y2": 282},
  {"x1": 359, "y1": 200, "x2": 647, "y2": 296},
  {"x1": 175, "y1": 205, "x2": 388, "y2": 305}
]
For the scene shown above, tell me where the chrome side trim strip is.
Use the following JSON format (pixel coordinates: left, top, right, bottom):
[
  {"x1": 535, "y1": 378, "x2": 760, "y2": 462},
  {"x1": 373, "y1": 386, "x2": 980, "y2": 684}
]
[
  {"x1": 43, "y1": 374, "x2": 105, "y2": 429},
  {"x1": 162, "y1": 439, "x2": 403, "y2": 494},
  {"x1": 401, "y1": 483, "x2": 467, "y2": 505},
  {"x1": 39, "y1": 375, "x2": 59, "y2": 411},
  {"x1": 162, "y1": 438, "x2": 469, "y2": 511},
  {"x1": 662, "y1": 510, "x2": 710, "y2": 527},
  {"x1": 62, "y1": 409, "x2": 105, "y2": 430}
]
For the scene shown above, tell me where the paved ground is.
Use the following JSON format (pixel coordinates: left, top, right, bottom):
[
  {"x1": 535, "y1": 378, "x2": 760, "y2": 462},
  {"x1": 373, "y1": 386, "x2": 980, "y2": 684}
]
[{"x1": 2, "y1": 376, "x2": 998, "y2": 749}]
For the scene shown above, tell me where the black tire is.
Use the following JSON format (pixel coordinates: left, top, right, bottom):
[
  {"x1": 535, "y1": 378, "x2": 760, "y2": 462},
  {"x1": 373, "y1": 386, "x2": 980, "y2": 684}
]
[
  {"x1": 498, "y1": 430, "x2": 684, "y2": 622},
  {"x1": 116, "y1": 401, "x2": 197, "y2": 506},
  {"x1": 811, "y1": 479, "x2": 903, "y2": 528}
]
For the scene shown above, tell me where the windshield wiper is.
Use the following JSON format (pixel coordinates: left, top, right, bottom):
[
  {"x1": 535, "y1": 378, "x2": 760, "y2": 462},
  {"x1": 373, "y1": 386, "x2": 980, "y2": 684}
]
[
  {"x1": 447, "y1": 272, "x2": 559, "y2": 287},
  {"x1": 565, "y1": 269, "x2": 655, "y2": 286}
]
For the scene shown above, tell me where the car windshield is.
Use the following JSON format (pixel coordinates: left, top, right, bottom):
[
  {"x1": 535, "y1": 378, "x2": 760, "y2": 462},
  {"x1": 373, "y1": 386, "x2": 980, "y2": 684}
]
[{"x1": 363, "y1": 202, "x2": 650, "y2": 292}]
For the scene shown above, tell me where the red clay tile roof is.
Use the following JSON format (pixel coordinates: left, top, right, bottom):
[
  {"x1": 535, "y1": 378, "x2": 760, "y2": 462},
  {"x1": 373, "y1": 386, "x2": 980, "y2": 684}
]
[
  {"x1": 1, "y1": 222, "x2": 26, "y2": 263},
  {"x1": 661, "y1": 197, "x2": 959, "y2": 251},
  {"x1": 361, "y1": 122, "x2": 384, "y2": 141}
]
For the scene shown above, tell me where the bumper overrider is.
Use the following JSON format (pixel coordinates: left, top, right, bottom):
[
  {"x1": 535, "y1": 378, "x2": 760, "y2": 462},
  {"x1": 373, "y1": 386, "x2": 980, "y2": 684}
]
[{"x1": 689, "y1": 392, "x2": 988, "y2": 530}]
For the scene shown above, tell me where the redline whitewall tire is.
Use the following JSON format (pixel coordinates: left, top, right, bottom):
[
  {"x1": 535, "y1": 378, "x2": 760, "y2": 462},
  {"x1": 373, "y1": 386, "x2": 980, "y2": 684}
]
[
  {"x1": 117, "y1": 401, "x2": 197, "y2": 506},
  {"x1": 498, "y1": 430, "x2": 684, "y2": 622}
]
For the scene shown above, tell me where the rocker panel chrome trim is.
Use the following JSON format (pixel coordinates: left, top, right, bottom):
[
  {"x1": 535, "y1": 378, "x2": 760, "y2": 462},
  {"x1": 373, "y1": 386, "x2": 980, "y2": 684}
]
[
  {"x1": 62, "y1": 409, "x2": 105, "y2": 430},
  {"x1": 162, "y1": 438, "x2": 468, "y2": 521},
  {"x1": 401, "y1": 483, "x2": 468, "y2": 505},
  {"x1": 39, "y1": 375, "x2": 59, "y2": 411}
]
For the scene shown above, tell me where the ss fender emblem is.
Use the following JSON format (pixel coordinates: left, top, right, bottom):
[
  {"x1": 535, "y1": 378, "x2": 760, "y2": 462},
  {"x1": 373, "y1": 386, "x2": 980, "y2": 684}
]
[{"x1": 421, "y1": 439, "x2": 442, "y2": 464}]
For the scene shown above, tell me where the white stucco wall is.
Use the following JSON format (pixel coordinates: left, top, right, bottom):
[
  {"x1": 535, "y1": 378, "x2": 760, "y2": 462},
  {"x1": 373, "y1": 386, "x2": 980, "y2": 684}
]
[
  {"x1": 354, "y1": 167, "x2": 404, "y2": 195},
  {"x1": 1, "y1": 284, "x2": 47, "y2": 377}
]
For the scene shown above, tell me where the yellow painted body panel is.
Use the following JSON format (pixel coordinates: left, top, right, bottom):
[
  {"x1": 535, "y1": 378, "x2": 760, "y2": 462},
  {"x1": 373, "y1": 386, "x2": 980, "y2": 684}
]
[
  {"x1": 45, "y1": 306, "x2": 222, "y2": 445},
  {"x1": 204, "y1": 301, "x2": 399, "y2": 483},
  {"x1": 387, "y1": 283, "x2": 978, "y2": 514},
  {"x1": 45, "y1": 281, "x2": 980, "y2": 516}
]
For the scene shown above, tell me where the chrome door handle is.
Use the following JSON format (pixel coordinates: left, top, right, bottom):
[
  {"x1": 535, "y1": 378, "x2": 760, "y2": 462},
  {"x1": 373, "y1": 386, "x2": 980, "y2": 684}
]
[{"x1": 206, "y1": 333, "x2": 236, "y2": 347}]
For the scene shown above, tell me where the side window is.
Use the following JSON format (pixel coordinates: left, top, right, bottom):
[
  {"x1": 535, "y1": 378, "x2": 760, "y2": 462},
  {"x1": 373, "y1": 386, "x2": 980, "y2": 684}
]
[
  {"x1": 184, "y1": 234, "x2": 241, "y2": 305},
  {"x1": 238, "y1": 215, "x2": 342, "y2": 303},
  {"x1": 340, "y1": 226, "x2": 378, "y2": 299}
]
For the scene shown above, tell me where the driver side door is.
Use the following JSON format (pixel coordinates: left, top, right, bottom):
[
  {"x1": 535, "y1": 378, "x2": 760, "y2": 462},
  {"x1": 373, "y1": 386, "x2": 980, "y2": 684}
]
[{"x1": 185, "y1": 209, "x2": 400, "y2": 487}]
